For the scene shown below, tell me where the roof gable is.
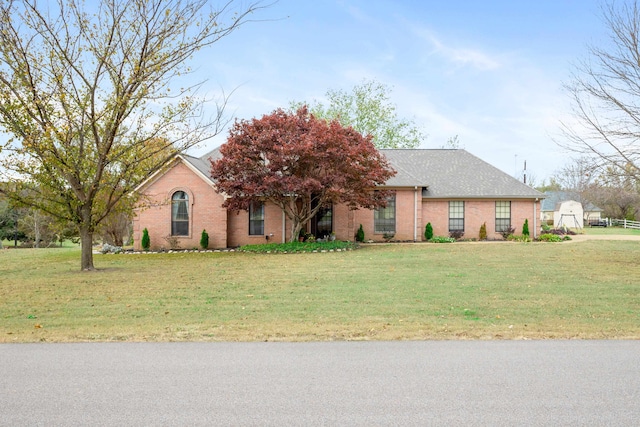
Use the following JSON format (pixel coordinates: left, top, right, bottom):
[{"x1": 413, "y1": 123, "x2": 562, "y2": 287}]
[{"x1": 134, "y1": 154, "x2": 214, "y2": 193}]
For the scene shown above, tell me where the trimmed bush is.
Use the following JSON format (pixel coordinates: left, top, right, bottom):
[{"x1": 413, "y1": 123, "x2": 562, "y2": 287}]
[
  {"x1": 425, "y1": 222, "x2": 433, "y2": 241},
  {"x1": 200, "y1": 229, "x2": 209, "y2": 249},
  {"x1": 479, "y1": 222, "x2": 487, "y2": 240},
  {"x1": 141, "y1": 228, "x2": 150, "y2": 251},
  {"x1": 522, "y1": 219, "x2": 530, "y2": 237},
  {"x1": 356, "y1": 224, "x2": 365, "y2": 242},
  {"x1": 538, "y1": 233, "x2": 565, "y2": 242}
]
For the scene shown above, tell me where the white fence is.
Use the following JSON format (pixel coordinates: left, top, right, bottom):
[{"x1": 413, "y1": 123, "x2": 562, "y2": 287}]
[{"x1": 612, "y1": 219, "x2": 640, "y2": 230}]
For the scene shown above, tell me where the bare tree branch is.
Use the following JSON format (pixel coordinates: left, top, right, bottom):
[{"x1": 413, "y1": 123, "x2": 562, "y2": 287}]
[{"x1": 559, "y1": 0, "x2": 640, "y2": 183}]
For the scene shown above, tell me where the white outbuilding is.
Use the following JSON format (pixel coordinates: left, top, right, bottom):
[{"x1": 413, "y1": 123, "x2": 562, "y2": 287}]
[
  {"x1": 541, "y1": 191, "x2": 605, "y2": 228},
  {"x1": 553, "y1": 200, "x2": 583, "y2": 228}
]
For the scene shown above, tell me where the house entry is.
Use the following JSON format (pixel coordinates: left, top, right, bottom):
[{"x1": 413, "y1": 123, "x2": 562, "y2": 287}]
[{"x1": 312, "y1": 202, "x2": 333, "y2": 238}]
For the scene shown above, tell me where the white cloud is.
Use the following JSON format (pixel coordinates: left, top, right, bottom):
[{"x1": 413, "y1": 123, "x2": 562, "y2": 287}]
[
  {"x1": 410, "y1": 25, "x2": 502, "y2": 71},
  {"x1": 431, "y1": 37, "x2": 501, "y2": 70}
]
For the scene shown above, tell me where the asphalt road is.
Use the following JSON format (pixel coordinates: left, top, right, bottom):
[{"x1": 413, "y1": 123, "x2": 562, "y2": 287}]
[{"x1": 1, "y1": 341, "x2": 638, "y2": 426}]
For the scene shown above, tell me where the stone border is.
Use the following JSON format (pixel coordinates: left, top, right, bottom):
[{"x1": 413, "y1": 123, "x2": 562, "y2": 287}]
[{"x1": 97, "y1": 247, "x2": 357, "y2": 255}]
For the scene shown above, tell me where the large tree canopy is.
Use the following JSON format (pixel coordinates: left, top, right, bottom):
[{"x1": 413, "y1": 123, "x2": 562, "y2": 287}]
[
  {"x1": 210, "y1": 106, "x2": 396, "y2": 241},
  {"x1": 0, "y1": 0, "x2": 265, "y2": 270},
  {"x1": 294, "y1": 79, "x2": 425, "y2": 149},
  {"x1": 560, "y1": 0, "x2": 640, "y2": 183}
]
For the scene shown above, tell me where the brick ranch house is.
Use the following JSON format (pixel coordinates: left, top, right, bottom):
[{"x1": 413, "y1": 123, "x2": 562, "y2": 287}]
[{"x1": 132, "y1": 148, "x2": 544, "y2": 250}]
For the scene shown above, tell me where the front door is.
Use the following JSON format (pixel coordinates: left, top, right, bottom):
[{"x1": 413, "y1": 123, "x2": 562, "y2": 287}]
[{"x1": 311, "y1": 202, "x2": 333, "y2": 239}]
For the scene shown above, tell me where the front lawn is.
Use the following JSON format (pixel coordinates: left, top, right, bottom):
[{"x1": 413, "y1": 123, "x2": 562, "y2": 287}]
[
  {"x1": 582, "y1": 226, "x2": 640, "y2": 236},
  {"x1": 1, "y1": 240, "x2": 638, "y2": 342}
]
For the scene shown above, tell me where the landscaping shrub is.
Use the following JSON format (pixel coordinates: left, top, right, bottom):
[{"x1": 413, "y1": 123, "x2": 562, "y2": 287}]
[
  {"x1": 545, "y1": 228, "x2": 577, "y2": 236},
  {"x1": 141, "y1": 228, "x2": 150, "y2": 251},
  {"x1": 163, "y1": 234, "x2": 181, "y2": 250},
  {"x1": 479, "y1": 222, "x2": 487, "y2": 240},
  {"x1": 538, "y1": 233, "x2": 565, "y2": 242},
  {"x1": 499, "y1": 226, "x2": 515, "y2": 240},
  {"x1": 425, "y1": 222, "x2": 433, "y2": 241},
  {"x1": 240, "y1": 240, "x2": 355, "y2": 253},
  {"x1": 522, "y1": 219, "x2": 530, "y2": 237},
  {"x1": 200, "y1": 229, "x2": 209, "y2": 249},
  {"x1": 430, "y1": 236, "x2": 455, "y2": 243},
  {"x1": 356, "y1": 224, "x2": 365, "y2": 242},
  {"x1": 507, "y1": 234, "x2": 531, "y2": 242},
  {"x1": 449, "y1": 230, "x2": 464, "y2": 240}
]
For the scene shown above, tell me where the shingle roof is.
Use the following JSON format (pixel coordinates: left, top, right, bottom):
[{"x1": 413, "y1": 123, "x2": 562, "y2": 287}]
[
  {"x1": 183, "y1": 147, "x2": 543, "y2": 199},
  {"x1": 180, "y1": 152, "x2": 215, "y2": 180},
  {"x1": 380, "y1": 149, "x2": 544, "y2": 199}
]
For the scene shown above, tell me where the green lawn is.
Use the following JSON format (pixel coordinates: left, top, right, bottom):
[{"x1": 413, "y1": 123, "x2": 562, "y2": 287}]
[
  {"x1": 1, "y1": 239, "x2": 639, "y2": 342},
  {"x1": 582, "y1": 226, "x2": 640, "y2": 235}
]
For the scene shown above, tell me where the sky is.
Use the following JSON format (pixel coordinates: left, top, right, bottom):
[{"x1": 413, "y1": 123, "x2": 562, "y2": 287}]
[{"x1": 188, "y1": 0, "x2": 607, "y2": 183}]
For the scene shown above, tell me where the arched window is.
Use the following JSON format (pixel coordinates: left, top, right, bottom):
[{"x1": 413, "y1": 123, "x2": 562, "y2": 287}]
[{"x1": 171, "y1": 191, "x2": 189, "y2": 236}]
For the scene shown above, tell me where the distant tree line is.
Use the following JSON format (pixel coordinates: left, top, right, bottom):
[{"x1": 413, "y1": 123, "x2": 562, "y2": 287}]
[{"x1": 0, "y1": 191, "x2": 131, "y2": 247}]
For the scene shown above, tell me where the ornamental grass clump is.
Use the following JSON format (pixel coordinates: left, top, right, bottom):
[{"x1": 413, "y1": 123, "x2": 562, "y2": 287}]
[{"x1": 479, "y1": 222, "x2": 487, "y2": 240}]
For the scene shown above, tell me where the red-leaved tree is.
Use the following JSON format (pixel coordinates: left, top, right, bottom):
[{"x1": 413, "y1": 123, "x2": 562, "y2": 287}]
[{"x1": 210, "y1": 106, "x2": 396, "y2": 241}]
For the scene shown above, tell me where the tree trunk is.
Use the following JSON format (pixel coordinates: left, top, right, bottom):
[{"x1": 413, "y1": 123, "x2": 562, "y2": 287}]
[
  {"x1": 80, "y1": 226, "x2": 95, "y2": 271},
  {"x1": 78, "y1": 202, "x2": 96, "y2": 271},
  {"x1": 34, "y1": 213, "x2": 40, "y2": 248},
  {"x1": 291, "y1": 220, "x2": 305, "y2": 243}
]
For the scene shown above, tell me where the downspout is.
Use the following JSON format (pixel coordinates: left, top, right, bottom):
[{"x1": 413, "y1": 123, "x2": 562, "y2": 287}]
[
  {"x1": 282, "y1": 210, "x2": 286, "y2": 243},
  {"x1": 414, "y1": 186, "x2": 418, "y2": 242},
  {"x1": 534, "y1": 198, "x2": 538, "y2": 239}
]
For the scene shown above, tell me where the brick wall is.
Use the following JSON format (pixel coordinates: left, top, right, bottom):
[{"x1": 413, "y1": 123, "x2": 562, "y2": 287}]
[
  {"x1": 133, "y1": 161, "x2": 227, "y2": 250},
  {"x1": 352, "y1": 188, "x2": 421, "y2": 242},
  {"x1": 134, "y1": 161, "x2": 541, "y2": 248},
  {"x1": 227, "y1": 203, "x2": 288, "y2": 247},
  {"x1": 422, "y1": 199, "x2": 541, "y2": 240}
]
